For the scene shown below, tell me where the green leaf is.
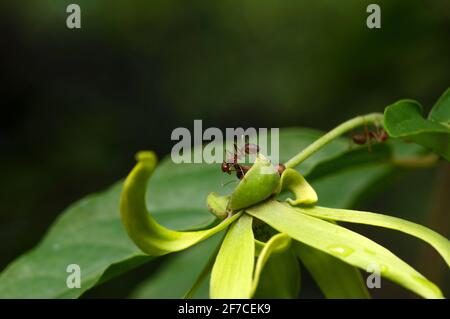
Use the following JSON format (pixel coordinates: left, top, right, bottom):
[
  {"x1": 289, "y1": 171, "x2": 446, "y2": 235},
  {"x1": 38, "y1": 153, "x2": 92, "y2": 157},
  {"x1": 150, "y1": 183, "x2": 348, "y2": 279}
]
[
  {"x1": 294, "y1": 241, "x2": 369, "y2": 298},
  {"x1": 246, "y1": 200, "x2": 444, "y2": 299},
  {"x1": 384, "y1": 99, "x2": 450, "y2": 160},
  {"x1": 253, "y1": 247, "x2": 301, "y2": 299},
  {"x1": 296, "y1": 206, "x2": 450, "y2": 267},
  {"x1": 305, "y1": 144, "x2": 392, "y2": 181},
  {"x1": 210, "y1": 215, "x2": 255, "y2": 298},
  {"x1": 428, "y1": 87, "x2": 450, "y2": 125},
  {"x1": 0, "y1": 182, "x2": 140, "y2": 298},
  {"x1": 130, "y1": 233, "x2": 223, "y2": 299}
]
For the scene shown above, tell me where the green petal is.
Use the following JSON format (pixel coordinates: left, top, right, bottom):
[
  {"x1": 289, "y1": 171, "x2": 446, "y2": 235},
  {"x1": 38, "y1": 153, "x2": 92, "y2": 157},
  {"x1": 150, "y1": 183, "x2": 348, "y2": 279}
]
[
  {"x1": 229, "y1": 154, "x2": 280, "y2": 211},
  {"x1": 206, "y1": 192, "x2": 230, "y2": 219},
  {"x1": 294, "y1": 241, "x2": 370, "y2": 298},
  {"x1": 253, "y1": 247, "x2": 301, "y2": 299},
  {"x1": 251, "y1": 233, "x2": 291, "y2": 296},
  {"x1": 295, "y1": 206, "x2": 450, "y2": 267},
  {"x1": 246, "y1": 200, "x2": 444, "y2": 299},
  {"x1": 210, "y1": 214, "x2": 255, "y2": 298},
  {"x1": 120, "y1": 151, "x2": 241, "y2": 256},
  {"x1": 254, "y1": 239, "x2": 265, "y2": 257},
  {"x1": 280, "y1": 168, "x2": 318, "y2": 205}
]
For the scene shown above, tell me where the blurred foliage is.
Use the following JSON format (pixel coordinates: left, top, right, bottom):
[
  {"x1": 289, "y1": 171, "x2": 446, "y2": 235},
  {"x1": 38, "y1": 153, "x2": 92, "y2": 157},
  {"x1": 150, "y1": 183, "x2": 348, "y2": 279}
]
[{"x1": 0, "y1": 0, "x2": 449, "y2": 298}]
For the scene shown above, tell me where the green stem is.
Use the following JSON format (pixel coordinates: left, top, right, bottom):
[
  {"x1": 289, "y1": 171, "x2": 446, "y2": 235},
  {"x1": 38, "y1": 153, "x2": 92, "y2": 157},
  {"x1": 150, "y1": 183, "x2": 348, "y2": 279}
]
[{"x1": 284, "y1": 113, "x2": 384, "y2": 169}]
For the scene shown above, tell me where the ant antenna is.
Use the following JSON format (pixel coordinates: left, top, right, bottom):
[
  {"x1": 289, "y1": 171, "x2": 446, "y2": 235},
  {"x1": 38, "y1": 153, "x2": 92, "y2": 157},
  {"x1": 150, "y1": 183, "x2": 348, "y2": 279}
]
[
  {"x1": 348, "y1": 128, "x2": 355, "y2": 150},
  {"x1": 362, "y1": 117, "x2": 372, "y2": 152}
]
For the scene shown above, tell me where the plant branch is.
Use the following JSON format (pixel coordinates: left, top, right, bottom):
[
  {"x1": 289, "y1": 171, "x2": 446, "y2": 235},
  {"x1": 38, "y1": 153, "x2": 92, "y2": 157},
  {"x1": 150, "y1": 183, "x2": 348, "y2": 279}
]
[{"x1": 284, "y1": 113, "x2": 384, "y2": 169}]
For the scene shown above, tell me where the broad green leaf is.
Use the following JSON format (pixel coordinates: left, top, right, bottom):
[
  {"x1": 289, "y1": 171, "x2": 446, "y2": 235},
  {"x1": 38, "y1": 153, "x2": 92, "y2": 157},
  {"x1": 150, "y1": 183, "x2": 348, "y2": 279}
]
[
  {"x1": 0, "y1": 182, "x2": 139, "y2": 298},
  {"x1": 120, "y1": 151, "x2": 241, "y2": 256},
  {"x1": 210, "y1": 215, "x2": 254, "y2": 298},
  {"x1": 253, "y1": 247, "x2": 301, "y2": 299},
  {"x1": 384, "y1": 99, "x2": 450, "y2": 160},
  {"x1": 294, "y1": 241, "x2": 369, "y2": 298},
  {"x1": 428, "y1": 87, "x2": 450, "y2": 126},
  {"x1": 251, "y1": 233, "x2": 291, "y2": 296},
  {"x1": 246, "y1": 201, "x2": 443, "y2": 299},
  {"x1": 296, "y1": 206, "x2": 450, "y2": 267},
  {"x1": 275, "y1": 128, "x2": 349, "y2": 176},
  {"x1": 130, "y1": 233, "x2": 223, "y2": 299},
  {"x1": 305, "y1": 144, "x2": 392, "y2": 181},
  {"x1": 311, "y1": 162, "x2": 393, "y2": 208}
]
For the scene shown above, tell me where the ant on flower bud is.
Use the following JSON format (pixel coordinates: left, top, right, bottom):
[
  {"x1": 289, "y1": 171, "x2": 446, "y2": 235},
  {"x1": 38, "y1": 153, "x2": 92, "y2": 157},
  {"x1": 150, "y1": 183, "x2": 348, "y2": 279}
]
[
  {"x1": 221, "y1": 143, "x2": 259, "y2": 180},
  {"x1": 221, "y1": 142, "x2": 285, "y2": 180}
]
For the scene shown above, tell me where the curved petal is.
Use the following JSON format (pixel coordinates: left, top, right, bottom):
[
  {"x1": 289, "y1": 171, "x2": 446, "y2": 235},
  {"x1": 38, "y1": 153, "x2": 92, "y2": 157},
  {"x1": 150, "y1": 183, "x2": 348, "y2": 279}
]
[
  {"x1": 253, "y1": 247, "x2": 301, "y2": 299},
  {"x1": 280, "y1": 168, "x2": 317, "y2": 205},
  {"x1": 120, "y1": 151, "x2": 241, "y2": 256},
  {"x1": 246, "y1": 200, "x2": 444, "y2": 299},
  {"x1": 296, "y1": 206, "x2": 450, "y2": 267},
  {"x1": 210, "y1": 214, "x2": 255, "y2": 298},
  {"x1": 206, "y1": 192, "x2": 229, "y2": 219},
  {"x1": 251, "y1": 233, "x2": 291, "y2": 296}
]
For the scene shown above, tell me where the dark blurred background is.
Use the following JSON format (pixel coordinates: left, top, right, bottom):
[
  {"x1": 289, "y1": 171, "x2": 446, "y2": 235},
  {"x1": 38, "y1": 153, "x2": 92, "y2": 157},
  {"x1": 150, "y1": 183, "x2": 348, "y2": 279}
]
[{"x1": 1, "y1": 0, "x2": 449, "y2": 298}]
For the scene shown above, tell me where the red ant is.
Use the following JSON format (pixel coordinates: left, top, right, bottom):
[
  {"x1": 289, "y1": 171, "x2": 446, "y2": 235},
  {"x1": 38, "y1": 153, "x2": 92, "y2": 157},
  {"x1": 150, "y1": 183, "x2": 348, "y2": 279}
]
[
  {"x1": 351, "y1": 123, "x2": 388, "y2": 151},
  {"x1": 221, "y1": 143, "x2": 286, "y2": 180},
  {"x1": 221, "y1": 143, "x2": 259, "y2": 180}
]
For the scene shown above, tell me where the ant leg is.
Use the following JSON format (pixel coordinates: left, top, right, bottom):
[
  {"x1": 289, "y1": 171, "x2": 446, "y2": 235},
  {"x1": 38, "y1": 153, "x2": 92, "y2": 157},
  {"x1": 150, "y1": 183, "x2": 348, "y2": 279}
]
[
  {"x1": 348, "y1": 129, "x2": 354, "y2": 150},
  {"x1": 221, "y1": 179, "x2": 239, "y2": 187},
  {"x1": 237, "y1": 165, "x2": 247, "y2": 181},
  {"x1": 225, "y1": 149, "x2": 235, "y2": 162},
  {"x1": 363, "y1": 119, "x2": 372, "y2": 152},
  {"x1": 374, "y1": 122, "x2": 387, "y2": 142},
  {"x1": 235, "y1": 140, "x2": 247, "y2": 162}
]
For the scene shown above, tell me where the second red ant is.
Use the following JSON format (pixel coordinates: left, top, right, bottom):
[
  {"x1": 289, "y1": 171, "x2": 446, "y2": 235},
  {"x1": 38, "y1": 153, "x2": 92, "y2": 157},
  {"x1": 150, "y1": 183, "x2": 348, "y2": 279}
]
[{"x1": 351, "y1": 123, "x2": 388, "y2": 151}]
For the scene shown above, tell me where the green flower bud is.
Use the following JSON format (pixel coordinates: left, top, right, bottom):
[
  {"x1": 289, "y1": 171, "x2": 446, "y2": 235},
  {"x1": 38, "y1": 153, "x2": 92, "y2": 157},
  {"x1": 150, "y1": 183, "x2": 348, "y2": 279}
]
[{"x1": 229, "y1": 154, "x2": 280, "y2": 211}]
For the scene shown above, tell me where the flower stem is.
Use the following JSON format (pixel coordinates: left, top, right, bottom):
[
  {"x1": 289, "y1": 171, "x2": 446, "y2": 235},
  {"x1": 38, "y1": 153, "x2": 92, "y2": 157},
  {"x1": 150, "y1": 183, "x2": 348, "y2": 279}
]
[{"x1": 284, "y1": 113, "x2": 384, "y2": 169}]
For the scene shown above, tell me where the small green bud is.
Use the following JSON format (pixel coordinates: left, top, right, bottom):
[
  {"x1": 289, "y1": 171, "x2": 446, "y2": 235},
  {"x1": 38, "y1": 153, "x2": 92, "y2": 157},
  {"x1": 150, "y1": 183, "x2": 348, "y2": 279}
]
[{"x1": 229, "y1": 155, "x2": 280, "y2": 211}]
